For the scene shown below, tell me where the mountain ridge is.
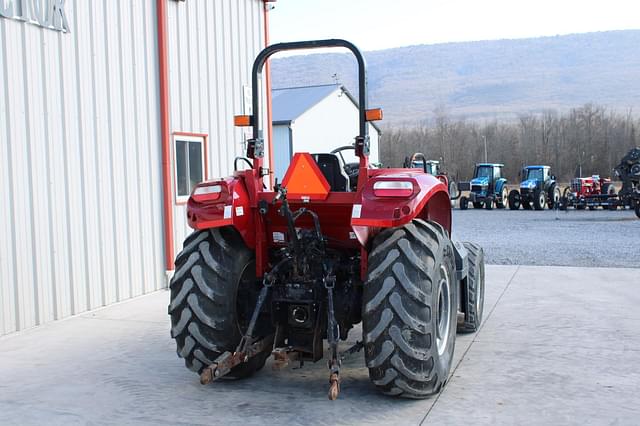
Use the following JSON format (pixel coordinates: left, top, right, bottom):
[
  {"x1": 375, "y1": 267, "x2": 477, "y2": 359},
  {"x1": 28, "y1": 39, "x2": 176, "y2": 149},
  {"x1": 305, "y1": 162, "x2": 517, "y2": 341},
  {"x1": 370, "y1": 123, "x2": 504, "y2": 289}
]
[{"x1": 270, "y1": 30, "x2": 640, "y2": 125}]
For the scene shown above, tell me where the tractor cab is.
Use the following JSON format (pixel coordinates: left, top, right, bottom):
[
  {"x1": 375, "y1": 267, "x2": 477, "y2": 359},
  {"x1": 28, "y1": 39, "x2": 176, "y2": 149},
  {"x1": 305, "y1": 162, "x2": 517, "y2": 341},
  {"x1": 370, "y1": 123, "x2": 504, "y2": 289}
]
[
  {"x1": 520, "y1": 166, "x2": 553, "y2": 190},
  {"x1": 403, "y1": 153, "x2": 440, "y2": 176},
  {"x1": 519, "y1": 166, "x2": 551, "y2": 194},
  {"x1": 412, "y1": 159, "x2": 440, "y2": 176},
  {"x1": 424, "y1": 160, "x2": 440, "y2": 175},
  {"x1": 459, "y1": 163, "x2": 508, "y2": 210},
  {"x1": 472, "y1": 163, "x2": 503, "y2": 191}
]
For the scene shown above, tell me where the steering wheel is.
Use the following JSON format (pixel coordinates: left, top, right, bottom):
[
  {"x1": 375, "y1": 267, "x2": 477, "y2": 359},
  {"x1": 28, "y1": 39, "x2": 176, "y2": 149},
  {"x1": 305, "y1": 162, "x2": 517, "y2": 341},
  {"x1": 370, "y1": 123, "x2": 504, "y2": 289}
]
[
  {"x1": 234, "y1": 156, "x2": 253, "y2": 171},
  {"x1": 331, "y1": 146, "x2": 360, "y2": 189}
]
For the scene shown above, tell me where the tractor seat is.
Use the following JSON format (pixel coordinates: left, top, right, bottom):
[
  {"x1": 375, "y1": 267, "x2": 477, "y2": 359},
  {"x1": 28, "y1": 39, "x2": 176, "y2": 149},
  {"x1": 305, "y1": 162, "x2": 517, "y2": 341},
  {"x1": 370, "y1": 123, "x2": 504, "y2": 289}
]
[{"x1": 311, "y1": 153, "x2": 349, "y2": 192}]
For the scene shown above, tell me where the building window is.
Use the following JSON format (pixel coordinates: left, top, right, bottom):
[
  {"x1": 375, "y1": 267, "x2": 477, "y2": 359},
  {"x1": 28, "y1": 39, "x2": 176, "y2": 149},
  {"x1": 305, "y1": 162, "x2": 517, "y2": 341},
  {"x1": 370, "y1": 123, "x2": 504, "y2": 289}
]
[{"x1": 174, "y1": 134, "x2": 207, "y2": 201}]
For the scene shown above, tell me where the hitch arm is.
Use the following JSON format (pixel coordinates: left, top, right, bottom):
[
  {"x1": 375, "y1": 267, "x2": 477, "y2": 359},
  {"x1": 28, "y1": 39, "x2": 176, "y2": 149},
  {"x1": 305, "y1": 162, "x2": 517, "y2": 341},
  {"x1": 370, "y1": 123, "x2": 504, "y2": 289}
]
[{"x1": 200, "y1": 334, "x2": 274, "y2": 384}]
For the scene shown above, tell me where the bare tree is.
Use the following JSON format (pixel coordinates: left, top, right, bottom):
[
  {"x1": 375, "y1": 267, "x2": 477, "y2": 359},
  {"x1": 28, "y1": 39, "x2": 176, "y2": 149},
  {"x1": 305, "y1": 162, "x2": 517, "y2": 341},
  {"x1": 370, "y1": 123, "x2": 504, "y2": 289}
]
[{"x1": 379, "y1": 103, "x2": 640, "y2": 182}]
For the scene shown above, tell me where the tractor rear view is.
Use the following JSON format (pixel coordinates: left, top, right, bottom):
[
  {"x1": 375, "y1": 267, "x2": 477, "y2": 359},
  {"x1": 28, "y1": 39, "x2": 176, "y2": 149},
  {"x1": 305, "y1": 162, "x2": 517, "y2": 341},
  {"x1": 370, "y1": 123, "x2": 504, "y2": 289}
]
[{"x1": 168, "y1": 39, "x2": 486, "y2": 400}]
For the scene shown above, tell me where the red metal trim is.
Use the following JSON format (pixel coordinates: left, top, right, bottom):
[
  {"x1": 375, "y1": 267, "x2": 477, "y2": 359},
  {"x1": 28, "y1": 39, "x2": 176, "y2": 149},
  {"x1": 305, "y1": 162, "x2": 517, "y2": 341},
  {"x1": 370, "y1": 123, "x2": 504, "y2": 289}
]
[{"x1": 157, "y1": 0, "x2": 174, "y2": 271}]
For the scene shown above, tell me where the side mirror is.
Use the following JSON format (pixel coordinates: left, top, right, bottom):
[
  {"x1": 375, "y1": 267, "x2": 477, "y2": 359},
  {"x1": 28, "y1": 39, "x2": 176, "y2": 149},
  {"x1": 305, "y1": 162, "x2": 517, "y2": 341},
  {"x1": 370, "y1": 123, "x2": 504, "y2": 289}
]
[{"x1": 551, "y1": 175, "x2": 556, "y2": 180}]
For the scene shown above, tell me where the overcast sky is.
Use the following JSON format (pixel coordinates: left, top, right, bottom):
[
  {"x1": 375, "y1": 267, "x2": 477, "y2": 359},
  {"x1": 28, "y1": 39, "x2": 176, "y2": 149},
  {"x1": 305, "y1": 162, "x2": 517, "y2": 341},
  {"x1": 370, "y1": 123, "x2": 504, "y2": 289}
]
[{"x1": 269, "y1": 0, "x2": 639, "y2": 52}]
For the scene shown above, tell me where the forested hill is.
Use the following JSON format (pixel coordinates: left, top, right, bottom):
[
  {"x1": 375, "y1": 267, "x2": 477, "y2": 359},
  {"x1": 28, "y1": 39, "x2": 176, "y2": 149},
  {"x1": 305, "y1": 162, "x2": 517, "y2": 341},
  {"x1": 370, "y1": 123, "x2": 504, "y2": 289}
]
[{"x1": 270, "y1": 30, "x2": 640, "y2": 124}]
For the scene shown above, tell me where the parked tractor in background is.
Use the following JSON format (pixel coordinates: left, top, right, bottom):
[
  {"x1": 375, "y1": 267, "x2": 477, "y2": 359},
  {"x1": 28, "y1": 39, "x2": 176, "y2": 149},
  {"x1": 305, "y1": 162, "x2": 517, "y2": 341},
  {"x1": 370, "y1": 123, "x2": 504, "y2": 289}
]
[
  {"x1": 558, "y1": 175, "x2": 616, "y2": 210},
  {"x1": 403, "y1": 153, "x2": 460, "y2": 202},
  {"x1": 508, "y1": 165, "x2": 560, "y2": 210},
  {"x1": 168, "y1": 40, "x2": 486, "y2": 401},
  {"x1": 458, "y1": 163, "x2": 508, "y2": 210}
]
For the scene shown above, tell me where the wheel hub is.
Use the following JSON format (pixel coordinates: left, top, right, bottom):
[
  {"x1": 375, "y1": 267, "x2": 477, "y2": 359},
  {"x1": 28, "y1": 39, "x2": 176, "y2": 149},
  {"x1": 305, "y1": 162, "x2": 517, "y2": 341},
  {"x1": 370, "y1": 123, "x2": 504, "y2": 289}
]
[{"x1": 436, "y1": 265, "x2": 452, "y2": 356}]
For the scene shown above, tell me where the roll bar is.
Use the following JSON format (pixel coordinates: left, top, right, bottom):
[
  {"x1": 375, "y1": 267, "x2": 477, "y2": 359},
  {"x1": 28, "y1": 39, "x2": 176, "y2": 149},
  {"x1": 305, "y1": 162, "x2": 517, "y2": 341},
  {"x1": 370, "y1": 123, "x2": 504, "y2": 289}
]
[{"x1": 248, "y1": 39, "x2": 370, "y2": 160}]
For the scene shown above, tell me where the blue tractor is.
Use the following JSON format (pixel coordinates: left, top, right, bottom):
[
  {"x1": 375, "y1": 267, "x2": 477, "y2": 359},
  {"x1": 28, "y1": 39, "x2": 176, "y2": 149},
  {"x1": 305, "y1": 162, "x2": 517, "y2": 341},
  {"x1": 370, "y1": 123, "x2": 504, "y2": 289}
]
[
  {"x1": 508, "y1": 165, "x2": 560, "y2": 210},
  {"x1": 459, "y1": 163, "x2": 508, "y2": 210}
]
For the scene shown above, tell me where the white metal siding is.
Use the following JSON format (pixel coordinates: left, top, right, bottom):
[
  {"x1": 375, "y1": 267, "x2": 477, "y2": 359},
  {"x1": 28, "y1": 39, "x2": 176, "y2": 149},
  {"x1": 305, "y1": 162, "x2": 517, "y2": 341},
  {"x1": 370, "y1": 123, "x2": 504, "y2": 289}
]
[
  {"x1": 168, "y1": 0, "x2": 265, "y2": 252},
  {"x1": 0, "y1": 0, "x2": 264, "y2": 336},
  {"x1": 290, "y1": 92, "x2": 380, "y2": 164}
]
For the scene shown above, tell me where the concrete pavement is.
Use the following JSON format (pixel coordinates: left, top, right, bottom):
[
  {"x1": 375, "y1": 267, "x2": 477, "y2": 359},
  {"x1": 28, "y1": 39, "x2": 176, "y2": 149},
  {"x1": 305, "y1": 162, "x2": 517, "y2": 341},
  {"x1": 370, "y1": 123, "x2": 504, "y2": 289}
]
[{"x1": 1, "y1": 266, "x2": 639, "y2": 425}]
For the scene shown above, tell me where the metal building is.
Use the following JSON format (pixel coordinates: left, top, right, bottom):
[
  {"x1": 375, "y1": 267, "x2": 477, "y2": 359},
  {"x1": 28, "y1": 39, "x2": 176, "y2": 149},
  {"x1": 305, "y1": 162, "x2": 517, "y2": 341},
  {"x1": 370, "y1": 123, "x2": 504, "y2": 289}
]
[{"x1": 0, "y1": 0, "x2": 272, "y2": 336}]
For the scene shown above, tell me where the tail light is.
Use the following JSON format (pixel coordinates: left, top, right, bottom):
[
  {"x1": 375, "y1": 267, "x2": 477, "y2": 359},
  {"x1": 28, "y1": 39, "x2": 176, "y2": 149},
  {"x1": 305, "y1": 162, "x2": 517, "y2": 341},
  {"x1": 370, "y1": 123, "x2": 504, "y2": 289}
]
[
  {"x1": 192, "y1": 183, "x2": 223, "y2": 202},
  {"x1": 373, "y1": 181, "x2": 414, "y2": 197}
]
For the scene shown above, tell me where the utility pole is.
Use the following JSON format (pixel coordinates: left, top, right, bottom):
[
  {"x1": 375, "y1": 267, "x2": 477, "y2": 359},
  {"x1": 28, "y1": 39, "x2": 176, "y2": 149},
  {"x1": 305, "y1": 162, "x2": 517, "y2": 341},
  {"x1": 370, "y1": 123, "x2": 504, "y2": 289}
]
[{"x1": 482, "y1": 135, "x2": 487, "y2": 162}]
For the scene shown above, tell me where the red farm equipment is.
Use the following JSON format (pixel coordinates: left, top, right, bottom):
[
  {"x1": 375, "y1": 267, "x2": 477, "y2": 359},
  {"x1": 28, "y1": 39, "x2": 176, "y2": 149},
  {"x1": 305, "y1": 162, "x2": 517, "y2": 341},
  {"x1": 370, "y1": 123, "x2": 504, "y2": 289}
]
[
  {"x1": 168, "y1": 40, "x2": 486, "y2": 400},
  {"x1": 559, "y1": 175, "x2": 616, "y2": 210}
]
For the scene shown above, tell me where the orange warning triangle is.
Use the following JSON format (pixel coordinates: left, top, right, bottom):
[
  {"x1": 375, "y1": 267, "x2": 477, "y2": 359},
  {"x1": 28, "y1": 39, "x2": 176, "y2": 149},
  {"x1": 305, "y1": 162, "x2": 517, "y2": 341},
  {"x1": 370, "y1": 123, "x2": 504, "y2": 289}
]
[{"x1": 281, "y1": 153, "x2": 331, "y2": 201}]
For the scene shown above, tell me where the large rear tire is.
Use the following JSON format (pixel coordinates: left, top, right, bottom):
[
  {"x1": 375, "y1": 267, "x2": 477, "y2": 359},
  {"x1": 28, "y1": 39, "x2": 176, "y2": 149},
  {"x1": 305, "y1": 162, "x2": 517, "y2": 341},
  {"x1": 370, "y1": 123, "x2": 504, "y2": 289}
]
[
  {"x1": 548, "y1": 185, "x2": 561, "y2": 209},
  {"x1": 496, "y1": 187, "x2": 508, "y2": 209},
  {"x1": 363, "y1": 219, "x2": 457, "y2": 399},
  {"x1": 533, "y1": 189, "x2": 546, "y2": 210},
  {"x1": 168, "y1": 228, "x2": 270, "y2": 379},
  {"x1": 457, "y1": 242, "x2": 485, "y2": 333},
  {"x1": 508, "y1": 190, "x2": 520, "y2": 210},
  {"x1": 448, "y1": 180, "x2": 459, "y2": 200}
]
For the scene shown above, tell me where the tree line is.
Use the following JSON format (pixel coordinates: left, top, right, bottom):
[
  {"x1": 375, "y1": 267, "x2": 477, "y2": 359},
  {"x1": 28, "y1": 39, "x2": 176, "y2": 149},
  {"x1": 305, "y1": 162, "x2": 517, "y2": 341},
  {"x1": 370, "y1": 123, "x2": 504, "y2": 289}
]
[{"x1": 379, "y1": 104, "x2": 639, "y2": 182}]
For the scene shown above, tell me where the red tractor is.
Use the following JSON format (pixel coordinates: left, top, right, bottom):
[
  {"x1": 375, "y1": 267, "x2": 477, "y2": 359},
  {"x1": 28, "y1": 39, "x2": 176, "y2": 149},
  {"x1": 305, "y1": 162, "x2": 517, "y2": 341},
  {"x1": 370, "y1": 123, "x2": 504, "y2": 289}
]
[
  {"x1": 168, "y1": 40, "x2": 485, "y2": 400},
  {"x1": 559, "y1": 175, "x2": 616, "y2": 210}
]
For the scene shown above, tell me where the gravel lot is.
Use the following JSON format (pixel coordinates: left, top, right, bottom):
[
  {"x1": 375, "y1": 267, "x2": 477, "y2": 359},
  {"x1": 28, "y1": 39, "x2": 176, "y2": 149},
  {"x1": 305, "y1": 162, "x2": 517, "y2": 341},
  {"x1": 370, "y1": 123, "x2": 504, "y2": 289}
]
[{"x1": 452, "y1": 208, "x2": 640, "y2": 267}]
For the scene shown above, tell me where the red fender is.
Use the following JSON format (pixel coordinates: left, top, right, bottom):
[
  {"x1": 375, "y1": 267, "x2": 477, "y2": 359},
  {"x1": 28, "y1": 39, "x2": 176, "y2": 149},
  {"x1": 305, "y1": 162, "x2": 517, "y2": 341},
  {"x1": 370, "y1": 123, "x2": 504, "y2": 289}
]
[
  {"x1": 351, "y1": 169, "x2": 451, "y2": 247},
  {"x1": 186, "y1": 175, "x2": 255, "y2": 249}
]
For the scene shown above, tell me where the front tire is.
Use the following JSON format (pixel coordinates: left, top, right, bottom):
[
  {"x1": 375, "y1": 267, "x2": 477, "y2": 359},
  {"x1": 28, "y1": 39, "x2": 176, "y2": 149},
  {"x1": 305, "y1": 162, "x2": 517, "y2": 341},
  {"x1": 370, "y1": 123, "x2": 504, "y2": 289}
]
[
  {"x1": 485, "y1": 197, "x2": 494, "y2": 210},
  {"x1": 459, "y1": 196, "x2": 468, "y2": 210},
  {"x1": 363, "y1": 219, "x2": 457, "y2": 399},
  {"x1": 458, "y1": 242, "x2": 485, "y2": 333},
  {"x1": 168, "y1": 228, "x2": 270, "y2": 379}
]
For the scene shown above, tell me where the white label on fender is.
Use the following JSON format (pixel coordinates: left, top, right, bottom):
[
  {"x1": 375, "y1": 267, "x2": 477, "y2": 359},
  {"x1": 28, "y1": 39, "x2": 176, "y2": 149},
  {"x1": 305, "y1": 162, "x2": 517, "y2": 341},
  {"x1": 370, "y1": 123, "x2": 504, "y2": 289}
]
[
  {"x1": 224, "y1": 205, "x2": 232, "y2": 219},
  {"x1": 349, "y1": 232, "x2": 357, "y2": 240},
  {"x1": 273, "y1": 232, "x2": 285, "y2": 243},
  {"x1": 352, "y1": 204, "x2": 362, "y2": 218},
  {"x1": 235, "y1": 206, "x2": 244, "y2": 217}
]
